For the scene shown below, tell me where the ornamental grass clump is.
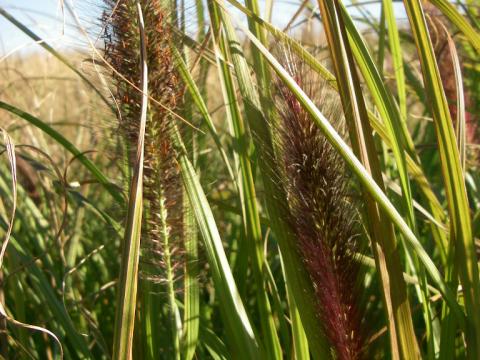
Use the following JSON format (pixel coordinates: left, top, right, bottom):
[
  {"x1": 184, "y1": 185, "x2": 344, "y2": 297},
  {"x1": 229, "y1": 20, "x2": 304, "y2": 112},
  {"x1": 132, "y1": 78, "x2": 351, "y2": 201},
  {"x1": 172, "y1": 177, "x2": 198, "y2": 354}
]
[{"x1": 2, "y1": 0, "x2": 480, "y2": 358}]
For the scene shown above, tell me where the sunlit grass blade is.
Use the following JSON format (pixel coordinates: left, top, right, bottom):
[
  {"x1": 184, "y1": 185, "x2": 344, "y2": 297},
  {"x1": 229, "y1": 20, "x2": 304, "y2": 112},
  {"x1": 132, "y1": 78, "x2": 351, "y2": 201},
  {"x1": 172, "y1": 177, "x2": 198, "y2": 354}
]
[
  {"x1": 447, "y1": 35, "x2": 466, "y2": 170},
  {"x1": 170, "y1": 125, "x2": 260, "y2": 358},
  {"x1": 175, "y1": 53, "x2": 200, "y2": 360},
  {"x1": 340, "y1": 3, "x2": 415, "y2": 228},
  {"x1": 112, "y1": 5, "x2": 147, "y2": 359},
  {"x1": 241, "y1": 0, "x2": 271, "y2": 108},
  {"x1": 182, "y1": 198, "x2": 199, "y2": 360},
  {"x1": 264, "y1": 254, "x2": 292, "y2": 358},
  {"x1": 0, "y1": 101, "x2": 123, "y2": 204},
  {"x1": 382, "y1": 0, "x2": 407, "y2": 123},
  {"x1": 402, "y1": 0, "x2": 480, "y2": 357},
  {"x1": 207, "y1": 5, "x2": 281, "y2": 357},
  {"x1": 279, "y1": 252, "x2": 309, "y2": 360},
  {"x1": 173, "y1": 48, "x2": 235, "y2": 182},
  {"x1": 429, "y1": 0, "x2": 480, "y2": 52}
]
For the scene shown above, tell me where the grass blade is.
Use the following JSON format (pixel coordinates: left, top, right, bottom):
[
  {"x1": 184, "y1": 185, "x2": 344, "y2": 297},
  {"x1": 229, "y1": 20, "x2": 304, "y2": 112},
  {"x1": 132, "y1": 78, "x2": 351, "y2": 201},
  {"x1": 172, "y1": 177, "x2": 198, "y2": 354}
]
[
  {"x1": 170, "y1": 127, "x2": 260, "y2": 358},
  {"x1": 447, "y1": 35, "x2": 466, "y2": 170},
  {"x1": 0, "y1": 101, "x2": 123, "y2": 204},
  {"x1": 173, "y1": 48, "x2": 235, "y2": 182},
  {"x1": 402, "y1": 1, "x2": 480, "y2": 357},
  {"x1": 112, "y1": 5, "x2": 147, "y2": 359},
  {"x1": 382, "y1": 0, "x2": 407, "y2": 122},
  {"x1": 279, "y1": 252, "x2": 309, "y2": 360},
  {"x1": 429, "y1": 0, "x2": 480, "y2": 52},
  {"x1": 182, "y1": 198, "x2": 199, "y2": 360}
]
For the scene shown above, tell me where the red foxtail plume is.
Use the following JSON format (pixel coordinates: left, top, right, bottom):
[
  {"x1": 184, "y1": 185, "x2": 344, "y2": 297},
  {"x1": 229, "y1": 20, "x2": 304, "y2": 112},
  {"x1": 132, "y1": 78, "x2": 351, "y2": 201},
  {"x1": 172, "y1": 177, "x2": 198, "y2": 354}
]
[{"x1": 275, "y1": 54, "x2": 366, "y2": 360}]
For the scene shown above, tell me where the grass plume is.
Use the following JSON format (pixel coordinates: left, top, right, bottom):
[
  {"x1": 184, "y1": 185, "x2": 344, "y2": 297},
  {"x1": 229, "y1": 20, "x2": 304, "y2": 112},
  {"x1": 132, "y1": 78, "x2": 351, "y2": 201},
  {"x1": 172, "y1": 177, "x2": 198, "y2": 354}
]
[
  {"x1": 275, "y1": 56, "x2": 365, "y2": 360},
  {"x1": 103, "y1": 0, "x2": 185, "y2": 356}
]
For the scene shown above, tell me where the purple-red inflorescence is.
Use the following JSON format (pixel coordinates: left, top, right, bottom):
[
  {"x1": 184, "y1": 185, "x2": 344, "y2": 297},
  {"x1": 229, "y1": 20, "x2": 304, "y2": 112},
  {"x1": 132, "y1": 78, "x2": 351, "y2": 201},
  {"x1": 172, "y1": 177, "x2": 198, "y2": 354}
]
[{"x1": 276, "y1": 57, "x2": 365, "y2": 360}]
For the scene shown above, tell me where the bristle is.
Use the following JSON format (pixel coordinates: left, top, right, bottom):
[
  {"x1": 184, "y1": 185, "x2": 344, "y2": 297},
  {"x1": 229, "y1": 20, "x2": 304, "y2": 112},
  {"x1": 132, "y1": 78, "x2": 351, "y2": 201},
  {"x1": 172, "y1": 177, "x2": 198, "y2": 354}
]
[
  {"x1": 102, "y1": 0, "x2": 184, "y2": 284},
  {"x1": 275, "y1": 54, "x2": 365, "y2": 360}
]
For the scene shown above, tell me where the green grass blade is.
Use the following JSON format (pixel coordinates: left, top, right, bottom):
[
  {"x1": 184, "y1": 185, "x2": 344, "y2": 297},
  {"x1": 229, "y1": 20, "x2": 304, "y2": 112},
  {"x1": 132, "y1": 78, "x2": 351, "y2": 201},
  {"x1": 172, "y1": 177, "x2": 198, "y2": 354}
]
[
  {"x1": 340, "y1": 3, "x2": 415, "y2": 228},
  {"x1": 382, "y1": 0, "x2": 407, "y2": 122},
  {"x1": 402, "y1": 1, "x2": 480, "y2": 357},
  {"x1": 173, "y1": 48, "x2": 235, "y2": 182},
  {"x1": 68, "y1": 190, "x2": 122, "y2": 234},
  {"x1": 279, "y1": 252, "x2": 309, "y2": 360},
  {"x1": 242, "y1": 0, "x2": 271, "y2": 109},
  {"x1": 112, "y1": 5, "x2": 147, "y2": 359},
  {"x1": 377, "y1": 2, "x2": 386, "y2": 73},
  {"x1": 182, "y1": 198, "x2": 199, "y2": 360},
  {"x1": 356, "y1": 252, "x2": 441, "y2": 295},
  {"x1": 200, "y1": 327, "x2": 229, "y2": 360},
  {"x1": 447, "y1": 35, "x2": 466, "y2": 170},
  {"x1": 0, "y1": 101, "x2": 123, "y2": 204},
  {"x1": 170, "y1": 125, "x2": 260, "y2": 358},
  {"x1": 264, "y1": 254, "x2": 292, "y2": 358},
  {"x1": 429, "y1": 0, "x2": 480, "y2": 52}
]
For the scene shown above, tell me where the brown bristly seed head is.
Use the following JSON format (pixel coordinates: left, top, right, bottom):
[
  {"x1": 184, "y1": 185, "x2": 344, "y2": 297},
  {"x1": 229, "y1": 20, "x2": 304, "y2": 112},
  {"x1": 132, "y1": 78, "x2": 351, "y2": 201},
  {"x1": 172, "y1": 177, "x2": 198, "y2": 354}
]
[
  {"x1": 275, "y1": 51, "x2": 366, "y2": 360},
  {"x1": 102, "y1": 0, "x2": 185, "y2": 284}
]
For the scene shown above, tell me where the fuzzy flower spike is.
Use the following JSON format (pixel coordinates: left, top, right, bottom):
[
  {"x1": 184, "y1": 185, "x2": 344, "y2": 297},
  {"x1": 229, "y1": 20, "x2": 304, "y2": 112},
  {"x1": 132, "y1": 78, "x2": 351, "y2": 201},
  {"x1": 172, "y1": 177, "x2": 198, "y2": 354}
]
[{"x1": 276, "y1": 53, "x2": 366, "y2": 360}]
